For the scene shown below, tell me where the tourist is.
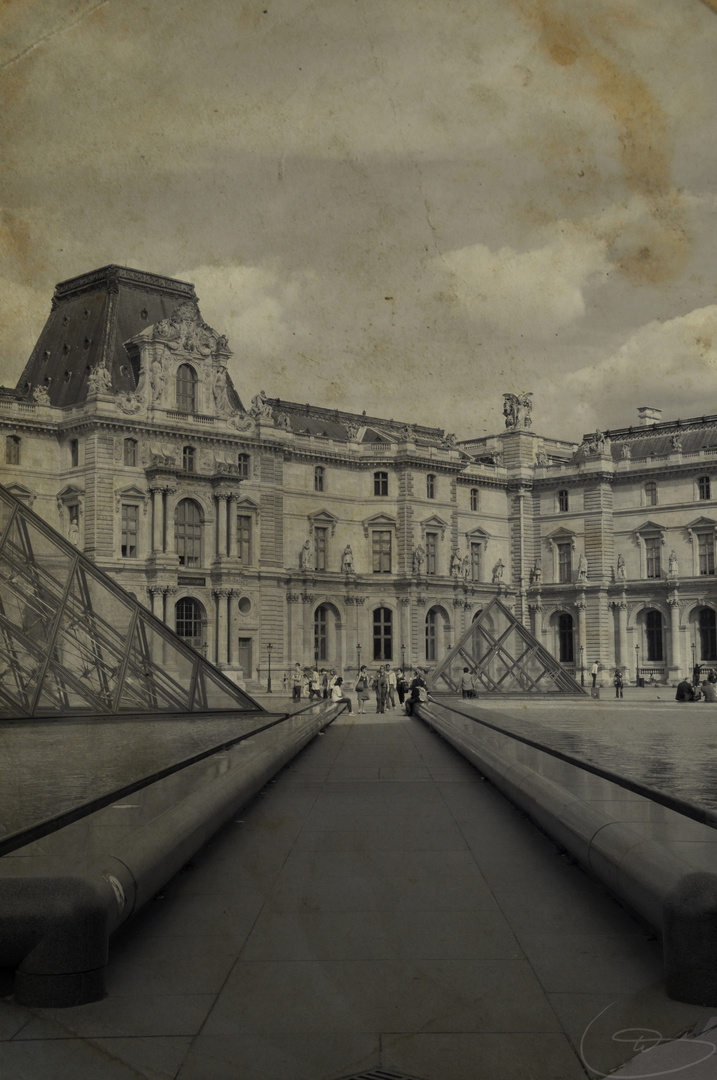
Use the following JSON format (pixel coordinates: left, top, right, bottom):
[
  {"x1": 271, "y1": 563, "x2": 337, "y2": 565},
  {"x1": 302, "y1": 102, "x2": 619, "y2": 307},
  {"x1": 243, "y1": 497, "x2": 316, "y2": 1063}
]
[
  {"x1": 460, "y1": 667, "x2": 474, "y2": 699},
  {"x1": 702, "y1": 678, "x2": 717, "y2": 702},
  {"x1": 331, "y1": 677, "x2": 353, "y2": 712},
  {"x1": 386, "y1": 666, "x2": 397, "y2": 709},
  {"x1": 397, "y1": 670, "x2": 409, "y2": 706},
  {"x1": 675, "y1": 678, "x2": 696, "y2": 702},
  {"x1": 374, "y1": 665, "x2": 389, "y2": 713},
  {"x1": 405, "y1": 671, "x2": 427, "y2": 716},
  {"x1": 291, "y1": 663, "x2": 302, "y2": 702},
  {"x1": 355, "y1": 665, "x2": 371, "y2": 714},
  {"x1": 309, "y1": 667, "x2": 321, "y2": 700},
  {"x1": 591, "y1": 660, "x2": 599, "y2": 688},
  {"x1": 613, "y1": 669, "x2": 623, "y2": 699}
]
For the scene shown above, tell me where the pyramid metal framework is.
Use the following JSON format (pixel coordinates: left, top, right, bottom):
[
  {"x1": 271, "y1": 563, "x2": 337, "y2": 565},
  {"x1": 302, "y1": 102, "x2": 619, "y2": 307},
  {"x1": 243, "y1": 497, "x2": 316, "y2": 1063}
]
[
  {"x1": 429, "y1": 597, "x2": 585, "y2": 696},
  {"x1": 0, "y1": 484, "x2": 262, "y2": 718}
]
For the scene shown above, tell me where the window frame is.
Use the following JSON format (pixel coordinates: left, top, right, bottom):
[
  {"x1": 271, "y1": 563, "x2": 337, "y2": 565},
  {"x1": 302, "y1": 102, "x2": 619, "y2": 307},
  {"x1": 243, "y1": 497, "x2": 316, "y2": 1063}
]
[
  {"x1": 314, "y1": 525, "x2": 328, "y2": 571},
  {"x1": 371, "y1": 529, "x2": 392, "y2": 573},
  {"x1": 175, "y1": 498, "x2": 203, "y2": 568},
  {"x1": 373, "y1": 606, "x2": 393, "y2": 661},
  {"x1": 123, "y1": 438, "x2": 138, "y2": 467},
  {"x1": 645, "y1": 536, "x2": 662, "y2": 579},
  {"x1": 644, "y1": 481, "x2": 658, "y2": 507},
  {"x1": 237, "y1": 513, "x2": 252, "y2": 565},
  {"x1": 645, "y1": 609, "x2": 664, "y2": 662},
  {"x1": 699, "y1": 476, "x2": 712, "y2": 501},
  {"x1": 557, "y1": 489, "x2": 569, "y2": 513},
  {"x1": 470, "y1": 488, "x2": 479, "y2": 512},
  {"x1": 121, "y1": 503, "x2": 139, "y2": 559},
  {"x1": 5, "y1": 435, "x2": 20, "y2": 466},
  {"x1": 237, "y1": 453, "x2": 250, "y2": 479},
  {"x1": 557, "y1": 541, "x2": 572, "y2": 583},
  {"x1": 425, "y1": 531, "x2": 438, "y2": 576},
  {"x1": 558, "y1": 612, "x2": 574, "y2": 663},
  {"x1": 182, "y1": 445, "x2": 196, "y2": 473},
  {"x1": 373, "y1": 471, "x2": 389, "y2": 497},
  {"x1": 314, "y1": 466, "x2": 325, "y2": 493},
  {"x1": 176, "y1": 364, "x2": 198, "y2": 414},
  {"x1": 426, "y1": 473, "x2": 436, "y2": 499},
  {"x1": 70, "y1": 439, "x2": 79, "y2": 468}
]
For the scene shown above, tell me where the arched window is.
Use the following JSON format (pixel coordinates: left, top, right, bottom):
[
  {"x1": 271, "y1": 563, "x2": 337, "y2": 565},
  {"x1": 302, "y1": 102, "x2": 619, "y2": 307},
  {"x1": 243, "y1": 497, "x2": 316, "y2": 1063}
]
[
  {"x1": 645, "y1": 482, "x2": 657, "y2": 506},
  {"x1": 373, "y1": 471, "x2": 388, "y2": 496},
  {"x1": 123, "y1": 438, "x2": 137, "y2": 467},
  {"x1": 175, "y1": 499, "x2": 202, "y2": 567},
  {"x1": 558, "y1": 613, "x2": 574, "y2": 663},
  {"x1": 373, "y1": 607, "x2": 393, "y2": 661},
  {"x1": 700, "y1": 607, "x2": 717, "y2": 661},
  {"x1": 175, "y1": 597, "x2": 203, "y2": 650},
  {"x1": 182, "y1": 445, "x2": 195, "y2": 472},
  {"x1": 470, "y1": 488, "x2": 479, "y2": 512},
  {"x1": 314, "y1": 466, "x2": 325, "y2": 493},
  {"x1": 699, "y1": 476, "x2": 711, "y2": 501},
  {"x1": 426, "y1": 474, "x2": 435, "y2": 499},
  {"x1": 314, "y1": 605, "x2": 328, "y2": 662},
  {"x1": 176, "y1": 364, "x2": 197, "y2": 414},
  {"x1": 425, "y1": 608, "x2": 437, "y2": 661},
  {"x1": 646, "y1": 609, "x2": 664, "y2": 662},
  {"x1": 558, "y1": 489, "x2": 569, "y2": 513}
]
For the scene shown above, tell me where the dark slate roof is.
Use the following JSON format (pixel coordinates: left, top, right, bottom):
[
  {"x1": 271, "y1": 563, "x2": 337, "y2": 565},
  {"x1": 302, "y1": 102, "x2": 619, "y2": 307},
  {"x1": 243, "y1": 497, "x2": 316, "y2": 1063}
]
[
  {"x1": 15, "y1": 266, "x2": 198, "y2": 408},
  {"x1": 573, "y1": 416, "x2": 717, "y2": 464},
  {"x1": 268, "y1": 398, "x2": 450, "y2": 446}
]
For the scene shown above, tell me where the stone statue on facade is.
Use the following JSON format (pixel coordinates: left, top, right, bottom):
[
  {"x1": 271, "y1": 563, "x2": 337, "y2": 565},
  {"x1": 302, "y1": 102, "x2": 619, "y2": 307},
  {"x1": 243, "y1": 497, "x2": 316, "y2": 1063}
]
[
  {"x1": 502, "y1": 392, "x2": 533, "y2": 430},
  {"x1": 212, "y1": 367, "x2": 232, "y2": 417},
  {"x1": 341, "y1": 545, "x2": 354, "y2": 573},
  {"x1": 577, "y1": 553, "x2": 588, "y2": 581},
  {"x1": 275, "y1": 411, "x2": 292, "y2": 431},
  {"x1": 536, "y1": 449, "x2": 549, "y2": 466},
  {"x1": 345, "y1": 422, "x2": 361, "y2": 440},
  {"x1": 530, "y1": 563, "x2": 542, "y2": 585},
  {"x1": 669, "y1": 549, "x2": 679, "y2": 575},
  {"x1": 443, "y1": 432, "x2": 458, "y2": 449},
  {"x1": 616, "y1": 553, "x2": 626, "y2": 581},
  {"x1": 299, "y1": 538, "x2": 312, "y2": 570},
  {"x1": 671, "y1": 433, "x2": 683, "y2": 451},
  {"x1": 461, "y1": 554, "x2": 471, "y2": 579},
  {"x1": 87, "y1": 365, "x2": 112, "y2": 394},
  {"x1": 250, "y1": 389, "x2": 274, "y2": 420},
  {"x1": 587, "y1": 429, "x2": 611, "y2": 456},
  {"x1": 412, "y1": 544, "x2": 425, "y2": 575},
  {"x1": 450, "y1": 550, "x2": 462, "y2": 577},
  {"x1": 32, "y1": 384, "x2": 50, "y2": 404},
  {"x1": 491, "y1": 558, "x2": 505, "y2": 583},
  {"x1": 68, "y1": 519, "x2": 80, "y2": 547},
  {"x1": 620, "y1": 444, "x2": 632, "y2": 459}
]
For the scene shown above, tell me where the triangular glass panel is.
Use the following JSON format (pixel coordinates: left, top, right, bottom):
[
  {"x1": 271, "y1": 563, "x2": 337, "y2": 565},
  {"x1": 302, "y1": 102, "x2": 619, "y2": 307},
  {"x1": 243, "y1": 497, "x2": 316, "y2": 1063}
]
[
  {"x1": 0, "y1": 483, "x2": 263, "y2": 717},
  {"x1": 429, "y1": 597, "x2": 585, "y2": 697}
]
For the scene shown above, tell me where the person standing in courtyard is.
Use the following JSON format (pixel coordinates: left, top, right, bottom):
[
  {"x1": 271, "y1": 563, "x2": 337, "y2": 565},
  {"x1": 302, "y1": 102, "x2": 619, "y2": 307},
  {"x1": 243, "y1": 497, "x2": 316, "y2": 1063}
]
[
  {"x1": 461, "y1": 667, "x2": 474, "y2": 699},
  {"x1": 386, "y1": 666, "x2": 397, "y2": 709},
  {"x1": 292, "y1": 662, "x2": 302, "y2": 702},
  {"x1": 355, "y1": 665, "x2": 370, "y2": 714},
  {"x1": 591, "y1": 660, "x2": 599, "y2": 688},
  {"x1": 613, "y1": 669, "x2": 623, "y2": 699}
]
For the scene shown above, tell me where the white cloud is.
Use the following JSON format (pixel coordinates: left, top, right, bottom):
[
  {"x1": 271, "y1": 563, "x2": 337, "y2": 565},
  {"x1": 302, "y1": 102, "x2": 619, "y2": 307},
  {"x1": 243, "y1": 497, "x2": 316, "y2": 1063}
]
[{"x1": 435, "y1": 224, "x2": 608, "y2": 337}]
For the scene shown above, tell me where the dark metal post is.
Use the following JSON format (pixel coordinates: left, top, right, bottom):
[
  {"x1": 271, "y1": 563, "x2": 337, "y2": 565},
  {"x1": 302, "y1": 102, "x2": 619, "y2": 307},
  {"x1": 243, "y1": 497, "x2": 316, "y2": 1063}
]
[
  {"x1": 635, "y1": 642, "x2": 640, "y2": 686},
  {"x1": 267, "y1": 643, "x2": 272, "y2": 694},
  {"x1": 579, "y1": 644, "x2": 584, "y2": 687},
  {"x1": 401, "y1": 643, "x2": 406, "y2": 675}
]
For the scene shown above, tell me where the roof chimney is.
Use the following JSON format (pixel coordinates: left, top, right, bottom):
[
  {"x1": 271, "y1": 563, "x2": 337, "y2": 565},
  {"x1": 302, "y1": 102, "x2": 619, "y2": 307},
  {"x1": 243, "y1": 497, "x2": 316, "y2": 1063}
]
[{"x1": 637, "y1": 406, "x2": 662, "y2": 427}]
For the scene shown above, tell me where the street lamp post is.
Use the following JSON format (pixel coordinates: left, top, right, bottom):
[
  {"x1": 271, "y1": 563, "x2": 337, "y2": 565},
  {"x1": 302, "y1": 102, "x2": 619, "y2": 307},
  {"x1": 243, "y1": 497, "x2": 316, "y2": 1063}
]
[
  {"x1": 635, "y1": 642, "x2": 640, "y2": 686},
  {"x1": 356, "y1": 643, "x2": 361, "y2": 675},
  {"x1": 267, "y1": 643, "x2": 273, "y2": 694},
  {"x1": 692, "y1": 641, "x2": 697, "y2": 684},
  {"x1": 401, "y1": 643, "x2": 406, "y2": 675},
  {"x1": 579, "y1": 644, "x2": 584, "y2": 687}
]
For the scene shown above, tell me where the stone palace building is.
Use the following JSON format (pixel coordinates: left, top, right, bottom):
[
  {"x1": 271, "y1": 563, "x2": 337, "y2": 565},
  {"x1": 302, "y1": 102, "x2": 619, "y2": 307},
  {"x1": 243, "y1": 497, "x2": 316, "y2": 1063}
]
[{"x1": 2, "y1": 264, "x2": 716, "y2": 690}]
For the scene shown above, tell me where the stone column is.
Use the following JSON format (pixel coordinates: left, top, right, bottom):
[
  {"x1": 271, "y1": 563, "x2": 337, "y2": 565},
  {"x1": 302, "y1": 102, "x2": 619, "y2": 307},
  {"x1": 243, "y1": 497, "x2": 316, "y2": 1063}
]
[
  {"x1": 530, "y1": 601, "x2": 542, "y2": 641},
  {"x1": 576, "y1": 598, "x2": 587, "y2": 662},
  {"x1": 227, "y1": 493, "x2": 238, "y2": 558},
  {"x1": 216, "y1": 495, "x2": 228, "y2": 558},
  {"x1": 215, "y1": 589, "x2": 229, "y2": 667},
  {"x1": 668, "y1": 595, "x2": 681, "y2": 681},
  {"x1": 147, "y1": 586, "x2": 157, "y2": 616},
  {"x1": 151, "y1": 487, "x2": 163, "y2": 553},
  {"x1": 302, "y1": 593, "x2": 315, "y2": 664},
  {"x1": 616, "y1": 600, "x2": 629, "y2": 676},
  {"x1": 162, "y1": 486, "x2": 176, "y2": 554},
  {"x1": 287, "y1": 592, "x2": 301, "y2": 665},
  {"x1": 164, "y1": 586, "x2": 177, "y2": 627},
  {"x1": 227, "y1": 590, "x2": 239, "y2": 668}
]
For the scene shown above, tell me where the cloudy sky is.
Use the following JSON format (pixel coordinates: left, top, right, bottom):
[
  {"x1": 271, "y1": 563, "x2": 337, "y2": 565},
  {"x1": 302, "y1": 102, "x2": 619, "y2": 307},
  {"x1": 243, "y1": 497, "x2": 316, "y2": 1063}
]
[{"x1": 2, "y1": 0, "x2": 717, "y2": 441}]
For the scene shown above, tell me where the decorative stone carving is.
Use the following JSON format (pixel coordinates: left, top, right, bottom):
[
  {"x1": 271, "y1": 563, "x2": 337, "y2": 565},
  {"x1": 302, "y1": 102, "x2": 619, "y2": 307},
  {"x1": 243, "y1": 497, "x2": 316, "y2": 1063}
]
[
  {"x1": 228, "y1": 412, "x2": 256, "y2": 433},
  {"x1": 620, "y1": 444, "x2": 632, "y2": 459},
  {"x1": 443, "y1": 432, "x2": 458, "y2": 449},
  {"x1": 616, "y1": 553, "x2": 626, "y2": 581},
  {"x1": 586, "y1": 429, "x2": 611, "y2": 455},
  {"x1": 669, "y1": 549, "x2": 679, "y2": 575},
  {"x1": 535, "y1": 449, "x2": 549, "y2": 466},
  {"x1": 529, "y1": 563, "x2": 542, "y2": 585},
  {"x1": 299, "y1": 538, "x2": 312, "y2": 570},
  {"x1": 249, "y1": 389, "x2": 274, "y2": 420},
  {"x1": 212, "y1": 367, "x2": 232, "y2": 417},
  {"x1": 275, "y1": 411, "x2": 292, "y2": 430},
  {"x1": 116, "y1": 392, "x2": 143, "y2": 414},
  {"x1": 32, "y1": 384, "x2": 51, "y2": 404},
  {"x1": 671, "y1": 433, "x2": 683, "y2": 451},
  {"x1": 345, "y1": 422, "x2": 361, "y2": 440},
  {"x1": 87, "y1": 365, "x2": 113, "y2": 394},
  {"x1": 491, "y1": 558, "x2": 505, "y2": 583},
  {"x1": 450, "y1": 550, "x2": 462, "y2": 577},
  {"x1": 412, "y1": 544, "x2": 425, "y2": 575},
  {"x1": 578, "y1": 553, "x2": 588, "y2": 581},
  {"x1": 461, "y1": 554, "x2": 470, "y2": 579},
  {"x1": 502, "y1": 392, "x2": 533, "y2": 429},
  {"x1": 341, "y1": 545, "x2": 354, "y2": 573}
]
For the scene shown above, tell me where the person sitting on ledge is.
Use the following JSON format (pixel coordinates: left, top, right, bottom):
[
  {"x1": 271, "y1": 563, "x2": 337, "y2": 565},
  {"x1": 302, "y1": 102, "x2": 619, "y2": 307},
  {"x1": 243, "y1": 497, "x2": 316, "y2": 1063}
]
[
  {"x1": 675, "y1": 678, "x2": 696, "y2": 702},
  {"x1": 405, "y1": 671, "x2": 428, "y2": 716},
  {"x1": 330, "y1": 677, "x2": 352, "y2": 712},
  {"x1": 701, "y1": 678, "x2": 717, "y2": 703}
]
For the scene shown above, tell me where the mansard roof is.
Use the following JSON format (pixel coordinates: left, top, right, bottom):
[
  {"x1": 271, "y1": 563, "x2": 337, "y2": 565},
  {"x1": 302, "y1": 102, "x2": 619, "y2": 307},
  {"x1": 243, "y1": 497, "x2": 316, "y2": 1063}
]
[
  {"x1": 267, "y1": 397, "x2": 453, "y2": 448},
  {"x1": 14, "y1": 265, "x2": 199, "y2": 408},
  {"x1": 573, "y1": 414, "x2": 717, "y2": 465}
]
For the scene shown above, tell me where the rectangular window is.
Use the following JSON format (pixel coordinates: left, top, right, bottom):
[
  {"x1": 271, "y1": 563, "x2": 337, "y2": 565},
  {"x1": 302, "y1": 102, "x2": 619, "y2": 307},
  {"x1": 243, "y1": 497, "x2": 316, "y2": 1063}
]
[
  {"x1": 699, "y1": 534, "x2": 715, "y2": 576},
  {"x1": 121, "y1": 504, "x2": 138, "y2": 558},
  {"x1": 557, "y1": 541, "x2": 572, "y2": 583},
  {"x1": 237, "y1": 453, "x2": 250, "y2": 478},
  {"x1": 5, "y1": 435, "x2": 20, "y2": 465},
  {"x1": 314, "y1": 527, "x2": 327, "y2": 571},
  {"x1": 373, "y1": 471, "x2": 388, "y2": 496},
  {"x1": 470, "y1": 542, "x2": 482, "y2": 581},
  {"x1": 237, "y1": 515, "x2": 252, "y2": 564},
  {"x1": 70, "y1": 439, "x2": 79, "y2": 467},
  {"x1": 699, "y1": 476, "x2": 711, "y2": 501},
  {"x1": 426, "y1": 532, "x2": 438, "y2": 575},
  {"x1": 426, "y1": 474, "x2": 435, "y2": 499},
  {"x1": 645, "y1": 537, "x2": 661, "y2": 579},
  {"x1": 372, "y1": 530, "x2": 391, "y2": 573}
]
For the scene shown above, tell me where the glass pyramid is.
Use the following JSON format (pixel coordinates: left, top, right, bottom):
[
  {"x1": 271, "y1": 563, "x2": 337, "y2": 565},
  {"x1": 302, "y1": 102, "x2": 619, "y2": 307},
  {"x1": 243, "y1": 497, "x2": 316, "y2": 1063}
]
[
  {"x1": 0, "y1": 484, "x2": 262, "y2": 717},
  {"x1": 429, "y1": 597, "x2": 585, "y2": 696}
]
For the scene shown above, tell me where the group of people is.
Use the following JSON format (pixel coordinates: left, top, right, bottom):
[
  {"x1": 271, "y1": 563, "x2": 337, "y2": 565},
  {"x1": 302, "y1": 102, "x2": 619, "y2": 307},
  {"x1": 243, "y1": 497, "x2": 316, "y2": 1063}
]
[
  {"x1": 288, "y1": 663, "x2": 430, "y2": 716},
  {"x1": 676, "y1": 669, "x2": 717, "y2": 702}
]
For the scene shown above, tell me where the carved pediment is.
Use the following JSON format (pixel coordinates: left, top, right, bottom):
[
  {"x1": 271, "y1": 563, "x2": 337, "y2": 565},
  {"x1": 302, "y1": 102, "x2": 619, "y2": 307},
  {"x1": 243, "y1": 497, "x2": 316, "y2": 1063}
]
[
  {"x1": 56, "y1": 484, "x2": 84, "y2": 504},
  {"x1": 362, "y1": 512, "x2": 397, "y2": 538},
  {"x1": 126, "y1": 300, "x2": 231, "y2": 362},
  {"x1": 685, "y1": 516, "x2": 717, "y2": 531},
  {"x1": 307, "y1": 508, "x2": 338, "y2": 537},
  {"x1": 7, "y1": 483, "x2": 37, "y2": 507},
  {"x1": 420, "y1": 514, "x2": 449, "y2": 541},
  {"x1": 115, "y1": 485, "x2": 149, "y2": 513},
  {"x1": 633, "y1": 519, "x2": 665, "y2": 534},
  {"x1": 545, "y1": 526, "x2": 576, "y2": 550}
]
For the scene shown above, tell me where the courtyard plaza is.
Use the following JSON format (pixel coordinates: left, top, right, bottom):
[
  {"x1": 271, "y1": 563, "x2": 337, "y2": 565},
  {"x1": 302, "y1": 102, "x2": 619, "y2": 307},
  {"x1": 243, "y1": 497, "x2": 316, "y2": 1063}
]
[{"x1": 1, "y1": 690, "x2": 716, "y2": 1080}]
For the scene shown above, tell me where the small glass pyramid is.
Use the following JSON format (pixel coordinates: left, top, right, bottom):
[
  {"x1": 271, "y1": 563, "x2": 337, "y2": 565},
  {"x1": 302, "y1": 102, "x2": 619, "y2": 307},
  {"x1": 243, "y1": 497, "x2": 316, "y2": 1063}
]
[
  {"x1": 0, "y1": 485, "x2": 261, "y2": 717},
  {"x1": 429, "y1": 597, "x2": 585, "y2": 696}
]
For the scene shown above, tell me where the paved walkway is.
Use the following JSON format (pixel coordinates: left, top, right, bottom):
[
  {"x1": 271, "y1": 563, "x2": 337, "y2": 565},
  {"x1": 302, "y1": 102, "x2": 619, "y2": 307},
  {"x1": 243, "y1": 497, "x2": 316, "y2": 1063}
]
[{"x1": 1, "y1": 711, "x2": 715, "y2": 1080}]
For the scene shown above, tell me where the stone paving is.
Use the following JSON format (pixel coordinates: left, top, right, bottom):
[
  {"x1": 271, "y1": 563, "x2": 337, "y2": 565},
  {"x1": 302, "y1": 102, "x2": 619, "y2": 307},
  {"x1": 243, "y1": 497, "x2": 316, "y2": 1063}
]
[{"x1": 1, "y1": 706, "x2": 716, "y2": 1080}]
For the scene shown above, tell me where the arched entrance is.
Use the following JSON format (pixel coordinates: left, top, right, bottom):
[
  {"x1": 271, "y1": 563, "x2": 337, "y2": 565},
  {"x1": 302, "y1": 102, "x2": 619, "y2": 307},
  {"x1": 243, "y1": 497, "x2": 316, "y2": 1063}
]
[{"x1": 175, "y1": 596, "x2": 205, "y2": 652}]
